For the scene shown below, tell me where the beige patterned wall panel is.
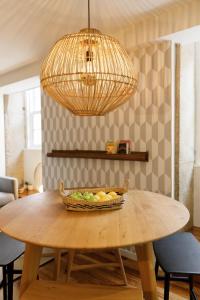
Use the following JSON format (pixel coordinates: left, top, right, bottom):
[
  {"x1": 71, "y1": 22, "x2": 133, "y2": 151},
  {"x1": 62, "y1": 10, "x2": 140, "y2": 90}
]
[
  {"x1": 42, "y1": 41, "x2": 172, "y2": 196},
  {"x1": 115, "y1": 0, "x2": 200, "y2": 50}
]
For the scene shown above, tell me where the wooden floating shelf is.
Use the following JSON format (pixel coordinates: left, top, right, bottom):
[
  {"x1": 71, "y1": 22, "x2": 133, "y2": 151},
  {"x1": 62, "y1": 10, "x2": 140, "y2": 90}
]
[{"x1": 47, "y1": 150, "x2": 149, "y2": 162}]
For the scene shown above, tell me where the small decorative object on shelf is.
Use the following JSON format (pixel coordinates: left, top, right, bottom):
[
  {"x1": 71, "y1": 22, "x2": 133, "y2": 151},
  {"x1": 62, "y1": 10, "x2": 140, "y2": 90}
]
[
  {"x1": 106, "y1": 140, "x2": 117, "y2": 154},
  {"x1": 27, "y1": 184, "x2": 34, "y2": 191},
  {"x1": 23, "y1": 181, "x2": 34, "y2": 191},
  {"x1": 18, "y1": 186, "x2": 25, "y2": 194},
  {"x1": 118, "y1": 140, "x2": 131, "y2": 154},
  {"x1": 24, "y1": 181, "x2": 29, "y2": 190}
]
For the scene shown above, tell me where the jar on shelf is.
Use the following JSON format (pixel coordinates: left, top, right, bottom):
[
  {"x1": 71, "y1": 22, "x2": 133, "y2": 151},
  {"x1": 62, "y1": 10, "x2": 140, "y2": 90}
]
[
  {"x1": 117, "y1": 140, "x2": 131, "y2": 154},
  {"x1": 106, "y1": 141, "x2": 117, "y2": 154}
]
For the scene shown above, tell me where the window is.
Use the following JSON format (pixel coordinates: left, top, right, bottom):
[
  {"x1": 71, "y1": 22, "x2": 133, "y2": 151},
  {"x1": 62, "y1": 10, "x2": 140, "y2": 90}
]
[{"x1": 26, "y1": 87, "x2": 41, "y2": 148}]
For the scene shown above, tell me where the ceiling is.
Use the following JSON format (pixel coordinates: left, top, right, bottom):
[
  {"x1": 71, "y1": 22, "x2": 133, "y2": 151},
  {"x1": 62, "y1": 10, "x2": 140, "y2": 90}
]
[{"x1": 0, "y1": 0, "x2": 175, "y2": 75}]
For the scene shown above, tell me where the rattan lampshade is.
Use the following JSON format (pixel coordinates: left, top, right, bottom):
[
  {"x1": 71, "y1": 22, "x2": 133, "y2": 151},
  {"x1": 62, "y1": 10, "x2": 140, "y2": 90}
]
[{"x1": 41, "y1": 27, "x2": 137, "y2": 116}]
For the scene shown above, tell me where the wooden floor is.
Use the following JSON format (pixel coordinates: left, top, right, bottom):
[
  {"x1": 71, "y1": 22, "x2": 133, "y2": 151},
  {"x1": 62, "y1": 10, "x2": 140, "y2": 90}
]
[
  {"x1": 1, "y1": 249, "x2": 200, "y2": 300},
  {"x1": 191, "y1": 226, "x2": 200, "y2": 241}
]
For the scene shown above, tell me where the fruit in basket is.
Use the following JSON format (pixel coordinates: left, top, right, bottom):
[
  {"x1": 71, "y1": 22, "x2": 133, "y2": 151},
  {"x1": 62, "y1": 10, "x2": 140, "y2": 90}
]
[
  {"x1": 71, "y1": 191, "x2": 95, "y2": 201},
  {"x1": 94, "y1": 194, "x2": 101, "y2": 201},
  {"x1": 70, "y1": 192, "x2": 82, "y2": 200},
  {"x1": 108, "y1": 191, "x2": 121, "y2": 200},
  {"x1": 70, "y1": 190, "x2": 121, "y2": 202},
  {"x1": 108, "y1": 191, "x2": 117, "y2": 197},
  {"x1": 83, "y1": 192, "x2": 95, "y2": 201},
  {"x1": 96, "y1": 191, "x2": 106, "y2": 197},
  {"x1": 97, "y1": 194, "x2": 112, "y2": 202},
  {"x1": 105, "y1": 194, "x2": 113, "y2": 200}
]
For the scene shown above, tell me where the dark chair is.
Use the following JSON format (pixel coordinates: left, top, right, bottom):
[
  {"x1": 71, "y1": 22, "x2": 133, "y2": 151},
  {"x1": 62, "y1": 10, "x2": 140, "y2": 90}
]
[
  {"x1": 153, "y1": 232, "x2": 200, "y2": 300},
  {"x1": 0, "y1": 232, "x2": 25, "y2": 300}
]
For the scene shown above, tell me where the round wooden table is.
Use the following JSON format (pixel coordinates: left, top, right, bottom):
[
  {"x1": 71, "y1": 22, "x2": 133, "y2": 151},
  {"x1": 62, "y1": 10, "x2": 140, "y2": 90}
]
[{"x1": 0, "y1": 190, "x2": 189, "y2": 300}]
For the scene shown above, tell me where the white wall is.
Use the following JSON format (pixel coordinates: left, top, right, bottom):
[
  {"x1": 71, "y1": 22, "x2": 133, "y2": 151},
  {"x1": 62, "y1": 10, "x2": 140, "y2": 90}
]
[
  {"x1": 195, "y1": 42, "x2": 200, "y2": 165},
  {"x1": 194, "y1": 166, "x2": 200, "y2": 227},
  {"x1": 0, "y1": 76, "x2": 40, "y2": 94},
  {"x1": 24, "y1": 149, "x2": 42, "y2": 186},
  {"x1": 178, "y1": 43, "x2": 195, "y2": 222},
  {"x1": 4, "y1": 93, "x2": 25, "y2": 184},
  {"x1": 0, "y1": 94, "x2": 5, "y2": 175},
  {"x1": 193, "y1": 41, "x2": 200, "y2": 227},
  {"x1": 0, "y1": 76, "x2": 41, "y2": 181},
  {"x1": 0, "y1": 62, "x2": 41, "y2": 88}
]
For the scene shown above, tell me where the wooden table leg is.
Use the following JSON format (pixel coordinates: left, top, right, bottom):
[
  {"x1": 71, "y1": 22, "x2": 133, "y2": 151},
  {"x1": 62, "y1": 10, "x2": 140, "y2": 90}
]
[
  {"x1": 20, "y1": 243, "x2": 42, "y2": 297},
  {"x1": 135, "y1": 242, "x2": 158, "y2": 300},
  {"x1": 54, "y1": 249, "x2": 62, "y2": 280},
  {"x1": 66, "y1": 249, "x2": 75, "y2": 282}
]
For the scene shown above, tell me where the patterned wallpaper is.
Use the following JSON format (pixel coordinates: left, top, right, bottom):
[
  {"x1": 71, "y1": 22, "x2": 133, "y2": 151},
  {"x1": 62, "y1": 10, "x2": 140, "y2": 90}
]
[
  {"x1": 42, "y1": 41, "x2": 172, "y2": 196},
  {"x1": 115, "y1": 0, "x2": 200, "y2": 51}
]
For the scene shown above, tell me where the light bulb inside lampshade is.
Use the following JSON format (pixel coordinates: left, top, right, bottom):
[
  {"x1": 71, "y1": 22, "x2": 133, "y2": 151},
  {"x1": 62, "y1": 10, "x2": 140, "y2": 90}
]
[
  {"x1": 80, "y1": 48, "x2": 97, "y2": 86},
  {"x1": 41, "y1": 27, "x2": 138, "y2": 116}
]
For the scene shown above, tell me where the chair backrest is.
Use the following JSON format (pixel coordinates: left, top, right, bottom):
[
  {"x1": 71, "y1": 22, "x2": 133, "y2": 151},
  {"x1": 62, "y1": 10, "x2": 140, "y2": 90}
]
[
  {"x1": 0, "y1": 176, "x2": 18, "y2": 199},
  {"x1": 33, "y1": 162, "x2": 42, "y2": 192}
]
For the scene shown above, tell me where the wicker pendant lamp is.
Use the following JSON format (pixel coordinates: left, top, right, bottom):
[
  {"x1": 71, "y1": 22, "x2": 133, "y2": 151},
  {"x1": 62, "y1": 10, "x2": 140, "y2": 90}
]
[{"x1": 41, "y1": 0, "x2": 137, "y2": 116}]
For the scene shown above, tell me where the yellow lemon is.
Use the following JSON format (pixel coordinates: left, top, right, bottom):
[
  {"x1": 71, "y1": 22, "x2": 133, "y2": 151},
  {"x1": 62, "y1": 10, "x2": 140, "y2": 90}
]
[
  {"x1": 94, "y1": 195, "x2": 100, "y2": 201},
  {"x1": 99, "y1": 196, "x2": 106, "y2": 201},
  {"x1": 96, "y1": 191, "x2": 106, "y2": 197},
  {"x1": 108, "y1": 191, "x2": 118, "y2": 198},
  {"x1": 106, "y1": 194, "x2": 112, "y2": 200},
  {"x1": 111, "y1": 195, "x2": 120, "y2": 200},
  {"x1": 100, "y1": 195, "x2": 112, "y2": 202}
]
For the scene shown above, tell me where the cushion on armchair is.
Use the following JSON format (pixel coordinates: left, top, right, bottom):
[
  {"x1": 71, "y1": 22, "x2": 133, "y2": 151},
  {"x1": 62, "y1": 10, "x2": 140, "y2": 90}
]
[
  {"x1": 0, "y1": 192, "x2": 15, "y2": 208},
  {"x1": 0, "y1": 176, "x2": 18, "y2": 208},
  {"x1": 0, "y1": 176, "x2": 18, "y2": 200}
]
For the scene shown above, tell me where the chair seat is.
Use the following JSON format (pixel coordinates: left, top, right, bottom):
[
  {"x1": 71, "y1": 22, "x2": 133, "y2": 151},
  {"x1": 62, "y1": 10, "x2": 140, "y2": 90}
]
[
  {"x1": 0, "y1": 232, "x2": 25, "y2": 266},
  {"x1": 21, "y1": 280, "x2": 142, "y2": 300},
  {"x1": 0, "y1": 192, "x2": 15, "y2": 208},
  {"x1": 153, "y1": 232, "x2": 200, "y2": 275}
]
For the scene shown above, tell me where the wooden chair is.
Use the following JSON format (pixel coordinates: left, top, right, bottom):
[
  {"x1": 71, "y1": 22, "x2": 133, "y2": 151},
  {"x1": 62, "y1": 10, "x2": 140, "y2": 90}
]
[
  {"x1": 153, "y1": 232, "x2": 200, "y2": 300},
  {"x1": 66, "y1": 249, "x2": 128, "y2": 285},
  {"x1": 21, "y1": 280, "x2": 142, "y2": 300}
]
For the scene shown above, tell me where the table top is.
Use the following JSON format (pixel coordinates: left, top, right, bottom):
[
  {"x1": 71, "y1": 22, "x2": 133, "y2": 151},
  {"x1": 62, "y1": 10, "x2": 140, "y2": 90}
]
[{"x1": 0, "y1": 190, "x2": 189, "y2": 250}]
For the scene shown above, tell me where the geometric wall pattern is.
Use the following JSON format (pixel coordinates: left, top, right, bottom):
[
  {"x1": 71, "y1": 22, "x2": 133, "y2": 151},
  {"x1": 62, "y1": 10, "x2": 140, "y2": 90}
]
[{"x1": 42, "y1": 41, "x2": 172, "y2": 196}]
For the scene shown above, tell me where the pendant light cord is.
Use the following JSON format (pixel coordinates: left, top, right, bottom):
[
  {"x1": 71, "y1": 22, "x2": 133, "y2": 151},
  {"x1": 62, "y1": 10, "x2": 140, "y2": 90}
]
[{"x1": 88, "y1": 0, "x2": 90, "y2": 29}]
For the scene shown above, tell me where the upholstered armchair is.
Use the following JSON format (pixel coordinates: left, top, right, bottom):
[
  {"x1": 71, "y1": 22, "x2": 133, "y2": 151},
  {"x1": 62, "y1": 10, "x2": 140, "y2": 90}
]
[{"x1": 0, "y1": 176, "x2": 18, "y2": 208}]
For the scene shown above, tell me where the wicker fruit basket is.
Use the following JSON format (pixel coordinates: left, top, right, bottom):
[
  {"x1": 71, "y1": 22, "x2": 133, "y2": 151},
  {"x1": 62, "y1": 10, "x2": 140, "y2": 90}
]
[{"x1": 59, "y1": 184, "x2": 127, "y2": 212}]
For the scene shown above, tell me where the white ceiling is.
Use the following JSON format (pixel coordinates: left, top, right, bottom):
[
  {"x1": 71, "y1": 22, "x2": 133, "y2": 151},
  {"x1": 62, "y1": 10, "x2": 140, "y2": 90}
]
[{"x1": 0, "y1": 0, "x2": 175, "y2": 75}]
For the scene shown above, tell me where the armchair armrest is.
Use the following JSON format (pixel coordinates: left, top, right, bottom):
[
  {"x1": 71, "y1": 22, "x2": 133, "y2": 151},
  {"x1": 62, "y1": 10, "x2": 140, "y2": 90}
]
[{"x1": 0, "y1": 176, "x2": 18, "y2": 199}]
